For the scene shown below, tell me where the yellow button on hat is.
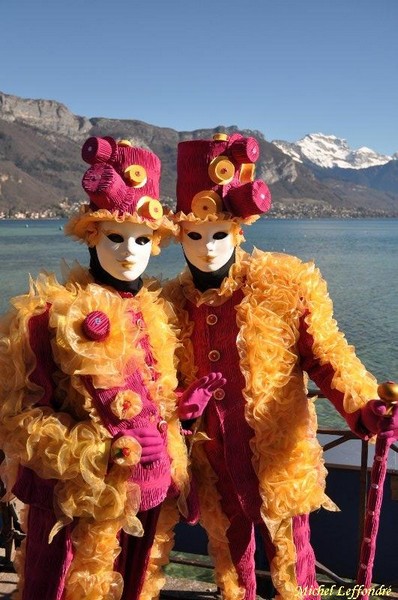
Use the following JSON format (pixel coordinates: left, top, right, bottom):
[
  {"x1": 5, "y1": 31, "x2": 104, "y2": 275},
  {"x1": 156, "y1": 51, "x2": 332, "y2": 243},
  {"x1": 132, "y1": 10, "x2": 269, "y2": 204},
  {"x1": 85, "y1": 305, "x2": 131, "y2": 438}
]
[
  {"x1": 208, "y1": 156, "x2": 235, "y2": 185},
  {"x1": 213, "y1": 133, "x2": 229, "y2": 141},
  {"x1": 191, "y1": 190, "x2": 222, "y2": 218},
  {"x1": 138, "y1": 197, "x2": 164, "y2": 219},
  {"x1": 124, "y1": 164, "x2": 148, "y2": 188}
]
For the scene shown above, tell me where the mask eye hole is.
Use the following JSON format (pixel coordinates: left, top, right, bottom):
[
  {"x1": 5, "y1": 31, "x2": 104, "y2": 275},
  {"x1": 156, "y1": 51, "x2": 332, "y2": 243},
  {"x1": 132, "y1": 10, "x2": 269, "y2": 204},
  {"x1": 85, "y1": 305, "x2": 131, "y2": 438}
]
[
  {"x1": 213, "y1": 231, "x2": 229, "y2": 240},
  {"x1": 107, "y1": 233, "x2": 124, "y2": 243},
  {"x1": 187, "y1": 232, "x2": 202, "y2": 241},
  {"x1": 136, "y1": 236, "x2": 151, "y2": 246}
]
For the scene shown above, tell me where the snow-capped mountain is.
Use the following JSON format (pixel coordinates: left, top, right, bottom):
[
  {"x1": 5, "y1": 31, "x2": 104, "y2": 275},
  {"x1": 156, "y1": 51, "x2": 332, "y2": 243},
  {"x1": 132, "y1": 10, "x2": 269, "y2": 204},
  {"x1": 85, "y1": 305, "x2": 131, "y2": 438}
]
[{"x1": 272, "y1": 133, "x2": 396, "y2": 170}]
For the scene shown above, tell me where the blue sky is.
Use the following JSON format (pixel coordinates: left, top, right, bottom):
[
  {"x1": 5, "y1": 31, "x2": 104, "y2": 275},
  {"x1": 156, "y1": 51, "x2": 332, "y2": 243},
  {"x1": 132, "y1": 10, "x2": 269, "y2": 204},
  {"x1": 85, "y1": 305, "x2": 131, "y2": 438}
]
[{"x1": 2, "y1": 0, "x2": 397, "y2": 155}]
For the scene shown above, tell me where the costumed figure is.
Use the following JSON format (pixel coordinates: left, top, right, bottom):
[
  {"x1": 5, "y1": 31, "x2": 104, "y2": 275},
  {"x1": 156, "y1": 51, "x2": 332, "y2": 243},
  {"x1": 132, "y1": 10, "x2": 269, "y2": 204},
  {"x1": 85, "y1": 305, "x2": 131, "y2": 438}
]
[
  {"x1": 0, "y1": 136, "x2": 221, "y2": 600},
  {"x1": 163, "y1": 132, "x2": 398, "y2": 600}
]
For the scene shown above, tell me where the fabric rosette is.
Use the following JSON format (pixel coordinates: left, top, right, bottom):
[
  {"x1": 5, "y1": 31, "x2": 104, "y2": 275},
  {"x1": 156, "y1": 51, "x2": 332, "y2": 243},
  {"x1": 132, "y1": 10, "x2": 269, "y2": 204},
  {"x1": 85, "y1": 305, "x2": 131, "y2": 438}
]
[
  {"x1": 50, "y1": 283, "x2": 144, "y2": 387},
  {"x1": 110, "y1": 390, "x2": 143, "y2": 421},
  {"x1": 111, "y1": 435, "x2": 142, "y2": 467}
]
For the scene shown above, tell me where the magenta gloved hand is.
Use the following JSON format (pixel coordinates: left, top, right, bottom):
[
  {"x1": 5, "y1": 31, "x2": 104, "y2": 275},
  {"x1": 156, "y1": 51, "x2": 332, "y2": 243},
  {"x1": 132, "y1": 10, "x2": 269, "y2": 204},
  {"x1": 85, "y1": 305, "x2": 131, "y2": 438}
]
[
  {"x1": 178, "y1": 372, "x2": 227, "y2": 420},
  {"x1": 123, "y1": 426, "x2": 165, "y2": 464},
  {"x1": 360, "y1": 400, "x2": 398, "y2": 440}
]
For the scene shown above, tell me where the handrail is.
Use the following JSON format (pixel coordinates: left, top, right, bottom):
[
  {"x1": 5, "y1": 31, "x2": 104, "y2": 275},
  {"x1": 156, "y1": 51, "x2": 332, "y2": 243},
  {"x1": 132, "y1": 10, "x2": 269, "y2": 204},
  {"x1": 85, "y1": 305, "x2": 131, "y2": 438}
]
[{"x1": 1, "y1": 417, "x2": 398, "y2": 593}]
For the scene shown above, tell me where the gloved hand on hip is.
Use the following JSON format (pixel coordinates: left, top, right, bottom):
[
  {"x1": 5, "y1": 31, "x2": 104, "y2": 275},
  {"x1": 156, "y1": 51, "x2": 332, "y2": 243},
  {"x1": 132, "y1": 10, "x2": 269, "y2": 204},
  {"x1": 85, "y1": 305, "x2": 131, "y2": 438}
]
[{"x1": 114, "y1": 426, "x2": 165, "y2": 465}]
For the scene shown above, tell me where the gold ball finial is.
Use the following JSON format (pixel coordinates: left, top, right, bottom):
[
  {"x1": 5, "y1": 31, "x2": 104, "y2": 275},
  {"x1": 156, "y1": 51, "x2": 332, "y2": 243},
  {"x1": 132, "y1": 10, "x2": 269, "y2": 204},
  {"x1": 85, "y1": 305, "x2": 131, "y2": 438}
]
[{"x1": 377, "y1": 381, "x2": 398, "y2": 403}]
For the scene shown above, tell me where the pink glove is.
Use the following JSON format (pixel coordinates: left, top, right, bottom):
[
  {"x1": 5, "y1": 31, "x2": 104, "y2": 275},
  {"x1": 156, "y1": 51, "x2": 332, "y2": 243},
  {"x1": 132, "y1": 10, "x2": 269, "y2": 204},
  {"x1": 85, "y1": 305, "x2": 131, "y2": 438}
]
[
  {"x1": 122, "y1": 426, "x2": 164, "y2": 464},
  {"x1": 178, "y1": 372, "x2": 227, "y2": 421},
  {"x1": 360, "y1": 400, "x2": 398, "y2": 440}
]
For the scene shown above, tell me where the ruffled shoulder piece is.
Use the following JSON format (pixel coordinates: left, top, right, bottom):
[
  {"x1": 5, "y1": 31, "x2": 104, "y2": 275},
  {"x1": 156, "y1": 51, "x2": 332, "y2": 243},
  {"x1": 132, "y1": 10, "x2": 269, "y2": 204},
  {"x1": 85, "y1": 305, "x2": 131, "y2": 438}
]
[
  {"x1": 246, "y1": 248, "x2": 378, "y2": 412},
  {"x1": 49, "y1": 280, "x2": 147, "y2": 389}
]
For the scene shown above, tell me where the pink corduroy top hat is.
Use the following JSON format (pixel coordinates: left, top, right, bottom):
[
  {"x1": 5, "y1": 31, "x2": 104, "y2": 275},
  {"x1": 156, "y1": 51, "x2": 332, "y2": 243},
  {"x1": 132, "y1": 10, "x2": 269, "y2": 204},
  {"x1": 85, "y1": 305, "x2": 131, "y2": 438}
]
[
  {"x1": 66, "y1": 136, "x2": 176, "y2": 243},
  {"x1": 174, "y1": 132, "x2": 272, "y2": 225}
]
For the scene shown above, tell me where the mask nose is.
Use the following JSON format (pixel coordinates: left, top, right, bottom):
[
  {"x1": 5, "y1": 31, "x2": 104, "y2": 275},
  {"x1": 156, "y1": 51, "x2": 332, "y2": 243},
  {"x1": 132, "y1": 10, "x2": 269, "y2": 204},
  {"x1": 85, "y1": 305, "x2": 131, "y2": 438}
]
[{"x1": 125, "y1": 237, "x2": 138, "y2": 256}]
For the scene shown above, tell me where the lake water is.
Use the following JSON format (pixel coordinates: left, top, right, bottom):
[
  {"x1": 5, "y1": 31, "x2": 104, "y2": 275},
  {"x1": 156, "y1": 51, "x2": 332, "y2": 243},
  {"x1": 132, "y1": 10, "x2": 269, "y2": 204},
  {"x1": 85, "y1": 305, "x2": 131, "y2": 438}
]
[{"x1": 0, "y1": 218, "x2": 397, "y2": 427}]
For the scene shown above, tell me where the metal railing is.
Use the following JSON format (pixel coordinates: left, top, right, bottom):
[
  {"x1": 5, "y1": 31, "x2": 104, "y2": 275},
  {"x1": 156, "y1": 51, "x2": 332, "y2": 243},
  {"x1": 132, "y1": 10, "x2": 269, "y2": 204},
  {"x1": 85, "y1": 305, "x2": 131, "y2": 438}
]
[{"x1": 1, "y1": 427, "x2": 398, "y2": 594}]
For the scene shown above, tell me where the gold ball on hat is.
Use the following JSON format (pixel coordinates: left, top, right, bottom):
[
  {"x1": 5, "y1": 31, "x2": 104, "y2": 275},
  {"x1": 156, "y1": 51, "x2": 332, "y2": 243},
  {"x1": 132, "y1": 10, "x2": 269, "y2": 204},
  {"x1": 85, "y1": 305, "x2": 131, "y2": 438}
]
[{"x1": 118, "y1": 139, "x2": 133, "y2": 147}]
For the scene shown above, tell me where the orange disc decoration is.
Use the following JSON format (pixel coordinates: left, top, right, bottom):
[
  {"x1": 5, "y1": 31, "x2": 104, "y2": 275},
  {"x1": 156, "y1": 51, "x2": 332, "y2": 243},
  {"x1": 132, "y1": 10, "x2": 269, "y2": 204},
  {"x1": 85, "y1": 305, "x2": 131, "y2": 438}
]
[
  {"x1": 191, "y1": 190, "x2": 222, "y2": 218},
  {"x1": 124, "y1": 164, "x2": 148, "y2": 187},
  {"x1": 208, "y1": 156, "x2": 235, "y2": 185},
  {"x1": 239, "y1": 163, "x2": 256, "y2": 184},
  {"x1": 138, "y1": 197, "x2": 164, "y2": 219}
]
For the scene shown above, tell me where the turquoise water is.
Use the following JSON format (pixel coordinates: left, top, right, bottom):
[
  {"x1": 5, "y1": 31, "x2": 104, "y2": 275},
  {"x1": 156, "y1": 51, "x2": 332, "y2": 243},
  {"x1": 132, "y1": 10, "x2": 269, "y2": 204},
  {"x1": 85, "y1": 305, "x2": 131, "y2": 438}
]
[{"x1": 0, "y1": 218, "x2": 397, "y2": 427}]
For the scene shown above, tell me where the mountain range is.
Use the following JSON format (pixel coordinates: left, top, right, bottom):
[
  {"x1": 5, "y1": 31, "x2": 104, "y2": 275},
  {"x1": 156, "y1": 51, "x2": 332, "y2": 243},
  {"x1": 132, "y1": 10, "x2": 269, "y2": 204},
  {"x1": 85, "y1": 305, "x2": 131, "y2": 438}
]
[{"x1": 0, "y1": 91, "x2": 397, "y2": 218}]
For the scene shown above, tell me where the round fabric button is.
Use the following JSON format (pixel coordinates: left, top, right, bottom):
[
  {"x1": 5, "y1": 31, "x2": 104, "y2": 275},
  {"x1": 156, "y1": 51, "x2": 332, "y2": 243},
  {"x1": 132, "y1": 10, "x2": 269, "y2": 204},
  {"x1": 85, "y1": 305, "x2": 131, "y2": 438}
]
[
  {"x1": 157, "y1": 420, "x2": 167, "y2": 433},
  {"x1": 208, "y1": 350, "x2": 221, "y2": 362},
  {"x1": 206, "y1": 314, "x2": 218, "y2": 326},
  {"x1": 213, "y1": 388, "x2": 225, "y2": 401},
  {"x1": 82, "y1": 311, "x2": 110, "y2": 341}
]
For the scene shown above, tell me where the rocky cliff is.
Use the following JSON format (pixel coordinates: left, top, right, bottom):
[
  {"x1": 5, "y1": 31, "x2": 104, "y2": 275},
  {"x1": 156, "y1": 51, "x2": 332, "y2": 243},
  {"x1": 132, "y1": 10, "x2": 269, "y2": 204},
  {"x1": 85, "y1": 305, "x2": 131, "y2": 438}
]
[{"x1": 1, "y1": 91, "x2": 397, "y2": 218}]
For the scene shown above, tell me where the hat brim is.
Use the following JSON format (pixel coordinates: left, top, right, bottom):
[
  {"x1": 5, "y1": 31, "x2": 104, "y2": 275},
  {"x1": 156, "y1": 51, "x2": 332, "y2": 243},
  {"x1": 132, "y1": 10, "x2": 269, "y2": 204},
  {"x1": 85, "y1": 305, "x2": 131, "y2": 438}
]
[
  {"x1": 65, "y1": 205, "x2": 178, "y2": 244},
  {"x1": 172, "y1": 210, "x2": 260, "y2": 226}
]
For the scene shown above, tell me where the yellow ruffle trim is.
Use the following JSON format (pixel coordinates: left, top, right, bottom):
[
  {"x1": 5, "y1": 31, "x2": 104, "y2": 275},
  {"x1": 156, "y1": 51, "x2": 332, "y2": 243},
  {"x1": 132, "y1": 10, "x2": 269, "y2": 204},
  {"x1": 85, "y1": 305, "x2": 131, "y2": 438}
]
[
  {"x1": 172, "y1": 210, "x2": 259, "y2": 227},
  {"x1": 165, "y1": 247, "x2": 378, "y2": 599}
]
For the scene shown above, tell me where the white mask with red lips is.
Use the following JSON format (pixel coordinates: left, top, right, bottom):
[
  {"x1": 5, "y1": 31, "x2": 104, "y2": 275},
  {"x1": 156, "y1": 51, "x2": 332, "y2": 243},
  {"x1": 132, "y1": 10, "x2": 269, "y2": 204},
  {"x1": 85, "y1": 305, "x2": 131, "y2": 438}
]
[
  {"x1": 181, "y1": 221, "x2": 236, "y2": 273},
  {"x1": 95, "y1": 221, "x2": 153, "y2": 282}
]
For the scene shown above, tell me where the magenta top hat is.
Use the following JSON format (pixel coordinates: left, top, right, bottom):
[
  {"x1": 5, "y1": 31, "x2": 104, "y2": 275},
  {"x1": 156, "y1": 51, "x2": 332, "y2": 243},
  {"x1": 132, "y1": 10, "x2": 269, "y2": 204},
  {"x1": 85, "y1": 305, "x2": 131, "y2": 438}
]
[
  {"x1": 67, "y1": 137, "x2": 175, "y2": 242},
  {"x1": 175, "y1": 132, "x2": 272, "y2": 223}
]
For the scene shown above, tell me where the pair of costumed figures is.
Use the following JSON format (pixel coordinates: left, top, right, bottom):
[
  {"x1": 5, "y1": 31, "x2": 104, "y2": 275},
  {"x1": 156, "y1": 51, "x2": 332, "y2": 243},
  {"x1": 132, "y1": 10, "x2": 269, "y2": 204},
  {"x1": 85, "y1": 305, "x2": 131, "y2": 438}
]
[{"x1": 0, "y1": 132, "x2": 397, "y2": 600}]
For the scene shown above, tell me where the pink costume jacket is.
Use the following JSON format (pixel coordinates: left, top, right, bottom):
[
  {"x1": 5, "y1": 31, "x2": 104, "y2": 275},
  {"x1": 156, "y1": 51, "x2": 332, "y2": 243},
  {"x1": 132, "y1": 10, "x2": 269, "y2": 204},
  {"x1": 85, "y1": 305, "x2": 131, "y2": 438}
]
[
  {"x1": 165, "y1": 248, "x2": 377, "y2": 600},
  {"x1": 0, "y1": 268, "x2": 189, "y2": 600}
]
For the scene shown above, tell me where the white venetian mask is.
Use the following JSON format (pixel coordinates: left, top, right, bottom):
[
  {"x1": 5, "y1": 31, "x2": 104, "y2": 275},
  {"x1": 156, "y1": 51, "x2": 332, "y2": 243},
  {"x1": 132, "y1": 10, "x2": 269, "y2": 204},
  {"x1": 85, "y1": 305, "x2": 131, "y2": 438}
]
[
  {"x1": 181, "y1": 221, "x2": 236, "y2": 273},
  {"x1": 96, "y1": 221, "x2": 153, "y2": 281}
]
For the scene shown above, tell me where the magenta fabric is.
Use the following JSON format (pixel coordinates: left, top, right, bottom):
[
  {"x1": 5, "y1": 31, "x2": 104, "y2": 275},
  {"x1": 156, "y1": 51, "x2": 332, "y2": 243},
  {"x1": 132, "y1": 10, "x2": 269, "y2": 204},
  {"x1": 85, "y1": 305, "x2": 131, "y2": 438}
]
[
  {"x1": 21, "y1": 505, "x2": 74, "y2": 600},
  {"x1": 116, "y1": 506, "x2": 161, "y2": 600},
  {"x1": 81, "y1": 136, "x2": 161, "y2": 214}
]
